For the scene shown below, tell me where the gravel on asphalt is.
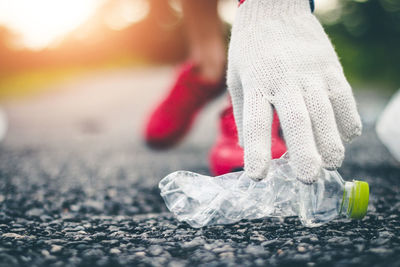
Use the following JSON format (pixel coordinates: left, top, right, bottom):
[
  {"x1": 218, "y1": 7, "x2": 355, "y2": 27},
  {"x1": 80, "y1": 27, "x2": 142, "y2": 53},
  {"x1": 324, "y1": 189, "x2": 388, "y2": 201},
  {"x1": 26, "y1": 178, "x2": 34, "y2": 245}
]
[{"x1": 0, "y1": 71, "x2": 399, "y2": 266}]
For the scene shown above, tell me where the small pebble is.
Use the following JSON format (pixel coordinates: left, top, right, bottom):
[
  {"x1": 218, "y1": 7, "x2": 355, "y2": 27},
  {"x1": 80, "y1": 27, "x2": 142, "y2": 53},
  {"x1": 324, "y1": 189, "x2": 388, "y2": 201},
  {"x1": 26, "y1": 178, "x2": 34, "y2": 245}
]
[
  {"x1": 110, "y1": 248, "x2": 121, "y2": 254},
  {"x1": 297, "y1": 246, "x2": 306, "y2": 253},
  {"x1": 51, "y1": 245, "x2": 63, "y2": 253}
]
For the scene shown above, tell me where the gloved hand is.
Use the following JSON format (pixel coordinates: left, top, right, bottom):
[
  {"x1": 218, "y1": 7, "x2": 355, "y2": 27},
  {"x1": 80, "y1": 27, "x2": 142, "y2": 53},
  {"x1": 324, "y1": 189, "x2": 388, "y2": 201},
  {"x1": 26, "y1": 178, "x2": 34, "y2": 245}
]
[{"x1": 227, "y1": 0, "x2": 362, "y2": 184}]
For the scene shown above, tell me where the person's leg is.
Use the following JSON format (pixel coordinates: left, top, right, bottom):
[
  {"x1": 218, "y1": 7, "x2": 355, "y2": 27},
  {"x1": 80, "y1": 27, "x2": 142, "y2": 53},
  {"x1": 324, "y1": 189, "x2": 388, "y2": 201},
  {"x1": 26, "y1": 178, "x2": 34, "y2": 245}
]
[
  {"x1": 144, "y1": 0, "x2": 226, "y2": 149},
  {"x1": 145, "y1": 0, "x2": 286, "y2": 170},
  {"x1": 181, "y1": 0, "x2": 226, "y2": 82}
]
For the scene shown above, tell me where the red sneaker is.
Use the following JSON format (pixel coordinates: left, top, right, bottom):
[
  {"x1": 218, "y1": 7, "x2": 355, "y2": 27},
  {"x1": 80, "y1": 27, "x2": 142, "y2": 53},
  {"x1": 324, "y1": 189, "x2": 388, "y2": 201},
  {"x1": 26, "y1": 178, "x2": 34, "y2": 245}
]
[
  {"x1": 209, "y1": 104, "x2": 287, "y2": 176},
  {"x1": 145, "y1": 63, "x2": 225, "y2": 149}
]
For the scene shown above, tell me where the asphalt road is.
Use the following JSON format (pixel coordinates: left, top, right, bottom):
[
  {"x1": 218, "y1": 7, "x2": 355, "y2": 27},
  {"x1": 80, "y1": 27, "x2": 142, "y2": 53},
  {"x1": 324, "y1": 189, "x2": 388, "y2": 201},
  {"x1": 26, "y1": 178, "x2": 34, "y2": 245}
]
[{"x1": 0, "y1": 68, "x2": 399, "y2": 267}]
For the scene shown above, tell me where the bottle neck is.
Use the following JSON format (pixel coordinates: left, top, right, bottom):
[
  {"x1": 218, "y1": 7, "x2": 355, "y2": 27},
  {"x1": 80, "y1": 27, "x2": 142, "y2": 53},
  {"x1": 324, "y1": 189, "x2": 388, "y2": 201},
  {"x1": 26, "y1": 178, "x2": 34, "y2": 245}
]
[{"x1": 340, "y1": 181, "x2": 355, "y2": 218}]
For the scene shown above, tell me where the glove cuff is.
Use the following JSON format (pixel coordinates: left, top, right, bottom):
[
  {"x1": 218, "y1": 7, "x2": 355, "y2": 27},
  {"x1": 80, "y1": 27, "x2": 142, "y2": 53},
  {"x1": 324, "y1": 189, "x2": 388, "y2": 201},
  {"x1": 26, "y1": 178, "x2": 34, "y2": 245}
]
[
  {"x1": 236, "y1": 0, "x2": 312, "y2": 24},
  {"x1": 239, "y1": 0, "x2": 314, "y2": 11}
]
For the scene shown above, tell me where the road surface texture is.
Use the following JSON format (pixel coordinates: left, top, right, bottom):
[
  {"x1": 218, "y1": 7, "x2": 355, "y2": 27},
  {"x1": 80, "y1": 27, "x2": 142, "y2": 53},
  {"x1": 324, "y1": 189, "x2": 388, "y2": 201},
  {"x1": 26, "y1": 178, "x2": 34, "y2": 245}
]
[{"x1": 0, "y1": 68, "x2": 399, "y2": 267}]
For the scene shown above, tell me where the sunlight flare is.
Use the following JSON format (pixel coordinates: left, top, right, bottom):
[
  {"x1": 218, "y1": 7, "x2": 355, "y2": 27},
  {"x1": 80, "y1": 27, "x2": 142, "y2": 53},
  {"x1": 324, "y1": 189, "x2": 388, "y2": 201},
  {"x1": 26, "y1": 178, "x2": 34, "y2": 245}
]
[{"x1": 0, "y1": 0, "x2": 103, "y2": 50}]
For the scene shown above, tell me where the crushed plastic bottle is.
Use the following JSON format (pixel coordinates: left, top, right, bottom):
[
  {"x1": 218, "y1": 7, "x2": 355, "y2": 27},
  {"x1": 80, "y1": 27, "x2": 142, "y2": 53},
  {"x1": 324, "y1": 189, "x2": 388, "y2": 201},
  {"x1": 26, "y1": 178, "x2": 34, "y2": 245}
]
[{"x1": 159, "y1": 154, "x2": 369, "y2": 228}]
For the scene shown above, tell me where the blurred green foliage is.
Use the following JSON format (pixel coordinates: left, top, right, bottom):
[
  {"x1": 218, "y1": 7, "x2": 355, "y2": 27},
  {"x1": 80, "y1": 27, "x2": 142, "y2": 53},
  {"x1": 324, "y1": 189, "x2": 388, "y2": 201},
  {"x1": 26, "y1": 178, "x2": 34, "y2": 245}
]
[{"x1": 323, "y1": 0, "x2": 400, "y2": 90}]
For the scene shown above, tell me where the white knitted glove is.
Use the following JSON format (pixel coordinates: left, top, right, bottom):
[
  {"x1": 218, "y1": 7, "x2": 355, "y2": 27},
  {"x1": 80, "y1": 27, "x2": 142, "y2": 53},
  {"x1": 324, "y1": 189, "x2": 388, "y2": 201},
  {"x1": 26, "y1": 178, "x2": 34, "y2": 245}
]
[{"x1": 227, "y1": 0, "x2": 362, "y2": 184}]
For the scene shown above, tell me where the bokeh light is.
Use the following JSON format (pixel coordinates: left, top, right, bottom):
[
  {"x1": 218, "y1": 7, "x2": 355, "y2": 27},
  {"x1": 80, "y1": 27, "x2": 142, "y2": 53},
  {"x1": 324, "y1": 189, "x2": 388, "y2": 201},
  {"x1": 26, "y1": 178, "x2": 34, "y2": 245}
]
[
  {"x1": 218, "y1": 0, "x2": 237, "y2": 24},
  {"x1": 0, "y1": 0, "x2": 103, "y2": 50},
  {"x1": 0, "y1": 0, "x2": 398, "y2": 96},
  {"x1": 104, "y1": 0, "x2": 150, "y2": 31}
]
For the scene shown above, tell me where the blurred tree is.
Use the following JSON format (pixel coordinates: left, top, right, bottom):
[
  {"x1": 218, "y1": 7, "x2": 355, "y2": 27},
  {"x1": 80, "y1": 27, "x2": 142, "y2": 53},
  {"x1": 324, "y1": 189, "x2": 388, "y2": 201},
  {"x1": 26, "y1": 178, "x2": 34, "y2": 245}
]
[{"x1": 324, "y1": 0, "x2": 400, "y2": 90}]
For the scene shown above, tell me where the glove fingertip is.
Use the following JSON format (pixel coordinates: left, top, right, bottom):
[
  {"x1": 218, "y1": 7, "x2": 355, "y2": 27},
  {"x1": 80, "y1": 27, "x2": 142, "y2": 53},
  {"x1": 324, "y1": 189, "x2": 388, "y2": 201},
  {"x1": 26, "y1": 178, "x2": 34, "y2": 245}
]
[
  {"x1": 245, "y1": 160, "x2": 270, "y2": 182},
  {"x1": 293, "y1": 154, "x2": 322, "y2": 184},
  {"x1": 296, "y1": 168, "x2": 320, "y2": 184},
  {"x1": 342, "y1": 118, "x2": 362, "y2": 143},
  {"x1": 321, "y1": 143, "x2": 345, "y2": 170}
]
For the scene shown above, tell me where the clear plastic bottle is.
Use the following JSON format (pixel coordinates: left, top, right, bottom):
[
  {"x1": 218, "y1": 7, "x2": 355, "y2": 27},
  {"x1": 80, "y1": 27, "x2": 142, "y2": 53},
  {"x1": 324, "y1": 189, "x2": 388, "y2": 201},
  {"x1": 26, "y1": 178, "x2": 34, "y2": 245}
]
[{"x1": 159, "y1": 154, "x2": 369, "y2": 228}]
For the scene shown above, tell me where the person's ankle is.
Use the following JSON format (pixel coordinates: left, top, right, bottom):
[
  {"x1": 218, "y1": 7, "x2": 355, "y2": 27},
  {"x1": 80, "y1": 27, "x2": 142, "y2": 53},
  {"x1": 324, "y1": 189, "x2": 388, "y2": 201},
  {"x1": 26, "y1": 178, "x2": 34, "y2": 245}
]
[
  {"x1": 192, "y1": 59, "x2": 226, "y2": 83},
  {"x1": 202, "y1": 62, "x2": 225, "y2": 83}
]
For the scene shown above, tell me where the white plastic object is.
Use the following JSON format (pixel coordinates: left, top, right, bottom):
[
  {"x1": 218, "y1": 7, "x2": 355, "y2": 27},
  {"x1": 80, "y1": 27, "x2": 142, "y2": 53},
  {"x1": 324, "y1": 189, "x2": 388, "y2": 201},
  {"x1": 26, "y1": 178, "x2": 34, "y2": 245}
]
[{"x1": 376, "y1": 90, "x2": 400, "y2": 162}]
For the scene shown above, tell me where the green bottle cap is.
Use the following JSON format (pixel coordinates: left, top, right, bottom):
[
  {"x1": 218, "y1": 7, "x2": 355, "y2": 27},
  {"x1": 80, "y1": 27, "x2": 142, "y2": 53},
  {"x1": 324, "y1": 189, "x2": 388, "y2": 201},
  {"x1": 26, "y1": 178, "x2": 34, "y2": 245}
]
[{"x1": 348, "y1": 180, "x2": 369, "y2": 220}]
